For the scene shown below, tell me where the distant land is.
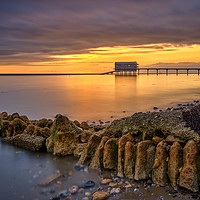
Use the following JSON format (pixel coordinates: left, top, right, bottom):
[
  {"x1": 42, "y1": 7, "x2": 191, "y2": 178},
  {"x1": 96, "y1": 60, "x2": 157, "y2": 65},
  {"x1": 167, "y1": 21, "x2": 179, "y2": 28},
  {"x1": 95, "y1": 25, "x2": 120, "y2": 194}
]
[{"x1": 143, "y1": 62, "x2": 200, "y2": 68}]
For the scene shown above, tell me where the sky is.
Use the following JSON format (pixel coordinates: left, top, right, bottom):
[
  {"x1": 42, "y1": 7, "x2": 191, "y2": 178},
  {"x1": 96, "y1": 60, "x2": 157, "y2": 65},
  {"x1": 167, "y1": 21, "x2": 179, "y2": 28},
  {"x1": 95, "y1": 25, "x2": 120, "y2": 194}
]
[{"x1": 0, "y1": 0, "x2": 200, "y2": 73}]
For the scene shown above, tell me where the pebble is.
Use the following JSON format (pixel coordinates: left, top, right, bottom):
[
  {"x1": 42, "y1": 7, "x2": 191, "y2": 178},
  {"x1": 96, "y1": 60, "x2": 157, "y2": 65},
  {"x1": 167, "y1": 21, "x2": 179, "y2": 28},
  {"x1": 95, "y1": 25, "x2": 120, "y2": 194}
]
[
  {"x1": 101, "y1": 179, "x2": 112, "y2": 185},
  {"x1": 69, "y1": 185, "x2": 78, "y2": 194},
  {"x1": 110, "y1": 188, "x2": 121, "y2": 194},
  {"x1": 134, "y1": 188, "x2": 139, "y2": 192},
  {"x1": 85, "y1": 192, "x2": 91, "y2": 196},
  {"x1": 82, "y1": 197, "x2": 89, "y2": 200},
  {"x1": 109, "y1": 182, "x2": 118, "y2": 187},
  {"x1": 113, "y1": 177, "x2": 119, "y2": 182}
]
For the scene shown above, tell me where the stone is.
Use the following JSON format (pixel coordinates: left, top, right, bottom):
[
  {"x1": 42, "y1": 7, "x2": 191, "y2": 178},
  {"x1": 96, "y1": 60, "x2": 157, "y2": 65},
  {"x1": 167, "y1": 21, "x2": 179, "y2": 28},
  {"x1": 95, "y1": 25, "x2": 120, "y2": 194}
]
[
  {"x1": 103, "y1": 138, "x2": 118, "y2": 170},
  {"x1": 152, "y1": 141, "x2": 168, "y2": 186},
  {"x1": 26, "y1": 124, "x2": 36, "y2": 135},
  {"x1": 0, "y1": 120, "x2": 10, "y2": 137},
  {"x1": 90, "y1": 136, "x2": 109, "y2": 169},
  {"x1": 80, "y1": 121, "x2": 90, "y2": 130},
  {"x1": 101, "y1": 179, "x2": 112, "y2": 185},
  {"x1": 74, "y1": 120, "x2": 81, "y2": 127},
  {"x1": 78, "y1": 134, "x2": 101, "y2": 165},
  {"x1": 168, "y1": 142, "x2": 183, "y2": 190},
  {"x1": 134, "y1": 140, "x2": 156, "y2": 180},
  {"x1": 46, "y1": 114, "x2": 82, "y2": 156},
  {"x1": 38, "y1": 173, "x2": 63, "y2": 186},
  {"x1": 69, "y1": 185, "x2": 79, "y2": 194},
  {"x1": 73, "y1": 143, "x2": 87, "y2": 158},
  {"x1": 8, "y1": 112, "x2": 20, "y2": 121},
  {"x1": 34, "y1": 127, "x2": 51, "y2": 138},
  {"x1": 36, "y1": 118, "x2": 49, "y2": 128},
  {"x1": 165, "y1": 135, "x2": 185, "y2": 144},
  {"x1": 152, "y1": 136, "x2": 163, "y2": 145},
  {"x1": 2, "y1": 134, "x2": 46, "y2": 151},
  {"x1": 124, "y1": 141, "x2": 137, "y2": 179},
  {"x1": 0, "y1": 112, "x2": 8, "y2": 119},
  {"x1": 92, "y1": 191, "x2": 109, "y2": 200},
  {"x1": 81, "y1": 130, "x2": 93, "y2": 143},
  {"x1": 110, "y1": 188, "x2": 121, "y2": 194},
  {"x1": 103, "y1": 110, "x2": 200, "y2": 145},
  {"x1": 8, "y1": 118, "x2": 27, "y2": 136},
  {"x1": 117, "y1": 133, "x2": 134, "y2": 177},
  {"x1": 19, "y1": 115, "x2": 30, "y2": 124},
  {"x1": 179, "y1": 140, "x2": 198, "y2": 192}
]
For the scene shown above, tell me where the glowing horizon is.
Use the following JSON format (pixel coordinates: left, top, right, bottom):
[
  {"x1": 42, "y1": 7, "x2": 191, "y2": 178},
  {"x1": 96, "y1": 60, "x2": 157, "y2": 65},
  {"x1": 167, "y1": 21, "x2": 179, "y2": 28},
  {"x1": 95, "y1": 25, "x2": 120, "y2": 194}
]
[{"x1": 0, "y1": 43, "x2": 200, "y2": 73}]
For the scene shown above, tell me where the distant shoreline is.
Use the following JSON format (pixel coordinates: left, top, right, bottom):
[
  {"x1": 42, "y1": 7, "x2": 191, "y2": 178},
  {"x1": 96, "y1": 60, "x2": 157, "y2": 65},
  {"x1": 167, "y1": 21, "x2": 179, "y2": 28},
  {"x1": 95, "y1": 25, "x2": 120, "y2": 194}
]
[{"x1": 0, "y1": 73, "x2": 102, "y2": 76}]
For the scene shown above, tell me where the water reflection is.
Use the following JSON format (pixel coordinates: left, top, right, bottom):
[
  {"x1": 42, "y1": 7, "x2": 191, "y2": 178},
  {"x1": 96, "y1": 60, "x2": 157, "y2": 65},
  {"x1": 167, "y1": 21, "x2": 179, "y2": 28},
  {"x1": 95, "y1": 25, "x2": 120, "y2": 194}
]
[{"x1": 0, "y1": 75, "x2": 200, "y2": 123}]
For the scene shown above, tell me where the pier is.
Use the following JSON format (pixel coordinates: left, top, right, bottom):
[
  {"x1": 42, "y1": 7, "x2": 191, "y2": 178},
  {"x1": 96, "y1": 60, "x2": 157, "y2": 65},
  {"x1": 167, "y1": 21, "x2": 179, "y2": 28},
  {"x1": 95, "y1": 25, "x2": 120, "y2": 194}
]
[{"x1": 102, "y1": 68, "x2": 200, "y2": 75}]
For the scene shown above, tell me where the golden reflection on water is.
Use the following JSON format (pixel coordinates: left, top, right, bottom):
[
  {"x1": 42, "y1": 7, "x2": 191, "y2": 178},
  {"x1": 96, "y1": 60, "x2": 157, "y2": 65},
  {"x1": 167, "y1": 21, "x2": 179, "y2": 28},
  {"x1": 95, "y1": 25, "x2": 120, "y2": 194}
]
[{"x1": 0, "y1": 74, "x2": 200, "y2": 122}]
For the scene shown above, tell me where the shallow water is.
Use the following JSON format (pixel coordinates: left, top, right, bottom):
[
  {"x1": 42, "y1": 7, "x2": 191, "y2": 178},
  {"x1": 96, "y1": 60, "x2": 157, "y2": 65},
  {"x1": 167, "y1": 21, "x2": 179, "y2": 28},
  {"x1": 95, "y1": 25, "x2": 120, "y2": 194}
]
[
  {"x1": 1, "y1": 74, "x2": 200, "y2": 200},
  {"x1": 0, "y1": 74, "x2": 200, "y2": 122}
]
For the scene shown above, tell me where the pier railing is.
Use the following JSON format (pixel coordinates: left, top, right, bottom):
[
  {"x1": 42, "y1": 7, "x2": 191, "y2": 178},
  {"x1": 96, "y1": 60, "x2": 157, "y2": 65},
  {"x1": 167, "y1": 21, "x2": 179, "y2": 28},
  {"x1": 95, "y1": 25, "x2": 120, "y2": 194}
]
[{"x1": 102, "y1": 68, "x2": 200, "y2": 75}]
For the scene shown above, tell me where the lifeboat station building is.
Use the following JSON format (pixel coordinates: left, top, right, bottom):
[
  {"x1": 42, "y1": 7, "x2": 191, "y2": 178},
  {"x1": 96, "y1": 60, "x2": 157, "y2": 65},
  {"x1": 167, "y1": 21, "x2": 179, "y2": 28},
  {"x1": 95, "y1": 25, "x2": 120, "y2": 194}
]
[{"x1": 115, "y1": 62, "x2": 139, "y2": 75}]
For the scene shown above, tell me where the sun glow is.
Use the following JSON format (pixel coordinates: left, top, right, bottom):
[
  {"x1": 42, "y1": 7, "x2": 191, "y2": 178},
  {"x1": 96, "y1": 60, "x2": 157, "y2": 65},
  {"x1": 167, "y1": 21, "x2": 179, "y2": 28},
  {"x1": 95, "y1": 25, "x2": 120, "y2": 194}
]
[{"x1": 1, "y1": 43, "x2": 200, "y2": 73}]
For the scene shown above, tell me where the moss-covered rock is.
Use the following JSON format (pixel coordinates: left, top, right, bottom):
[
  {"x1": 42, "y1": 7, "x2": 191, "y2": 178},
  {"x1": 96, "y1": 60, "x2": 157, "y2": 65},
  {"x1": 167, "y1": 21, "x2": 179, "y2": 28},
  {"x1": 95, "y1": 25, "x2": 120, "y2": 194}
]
[
  {"x1": 179, "y1": 140, "x2": 198, "y2": 192},
  {"x1": 78, "y1": 134, "x2": 101, "y2": 165},
  {"x1": 152, "y1": 141, "x2": 168, "y2": 186},
  {"x1": 117, "y1": 133, "x2": 134, "y2": 177},
  {"x1": 124, "y1": 141, "x2": 137, "y2": 179},
  {"x1": 46, "y1": 114, "x2": 83, "y2": 156},
  {"x1": 103, "y1": 138, "x2": 118, "y2": 170},
  {"x1": 2, "y1": 134, "x2": 45, "y2": 151},
  {"x1": 90, "y1": 136, "x2": 110, "y2": 169},
  {"x1": 134, "y1": 140, "x2": 155, "y2": 180},
  {"x1": 168, "y1": 142, "x2": 183, "y2": 190}
]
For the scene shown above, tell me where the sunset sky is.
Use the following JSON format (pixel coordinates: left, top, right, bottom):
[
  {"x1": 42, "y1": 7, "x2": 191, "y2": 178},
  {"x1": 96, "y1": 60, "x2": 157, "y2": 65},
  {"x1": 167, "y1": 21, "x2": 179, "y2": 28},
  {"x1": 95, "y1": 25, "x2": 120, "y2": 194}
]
[{"x1": 1, "y1": 0, "x2": 200, "y2": 73}]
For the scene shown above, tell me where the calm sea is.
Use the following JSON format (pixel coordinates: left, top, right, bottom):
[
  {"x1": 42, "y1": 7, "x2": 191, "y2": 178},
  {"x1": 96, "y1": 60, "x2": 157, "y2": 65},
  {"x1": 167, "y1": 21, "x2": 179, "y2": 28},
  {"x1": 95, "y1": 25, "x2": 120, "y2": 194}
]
[
  {"x1": 0, "y1": 74, "x2": 200, "y2": 122},
  {"x1": 0, "y1": 74, "x2": 199, "y2": 200}
]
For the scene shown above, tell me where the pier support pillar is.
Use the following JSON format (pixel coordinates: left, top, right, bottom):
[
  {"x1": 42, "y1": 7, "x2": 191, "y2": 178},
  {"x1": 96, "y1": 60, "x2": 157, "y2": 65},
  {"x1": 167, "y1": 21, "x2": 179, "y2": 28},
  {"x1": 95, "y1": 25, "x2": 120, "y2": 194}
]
[
  {"x1": 166, "y1": 69, "x2": 168, "y2": 75},
  {"x1": 147, "y1": 69, "x2": 149, "y2": 75},
  {"x1": 156, "y1": 69, "x2": 159, "y2": 75},
  {"x1": 176, "y1": 69, "x2": 178, "y2": 75},
  {"x1": 187, "y1": 69, "x2": 189, "y2": 75}
]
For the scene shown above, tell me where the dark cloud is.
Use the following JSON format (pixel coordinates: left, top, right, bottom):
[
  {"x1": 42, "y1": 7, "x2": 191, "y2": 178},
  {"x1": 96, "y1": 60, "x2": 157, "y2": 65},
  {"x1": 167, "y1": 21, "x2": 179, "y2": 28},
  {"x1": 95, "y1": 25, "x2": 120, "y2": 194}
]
[{"x1": 0, "y1": 0, "x2": 200, "y2": 66}]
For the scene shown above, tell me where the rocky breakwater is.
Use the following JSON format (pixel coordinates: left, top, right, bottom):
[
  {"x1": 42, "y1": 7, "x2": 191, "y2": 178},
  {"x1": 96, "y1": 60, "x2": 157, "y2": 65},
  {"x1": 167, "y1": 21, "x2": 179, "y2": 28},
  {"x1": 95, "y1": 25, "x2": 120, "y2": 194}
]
[
  {"x1": 76, "y1": 106, "x2": 200, "y2": 194},
  {"x1": 1, "y1": 104, "x2": 200, "y2": 198}
]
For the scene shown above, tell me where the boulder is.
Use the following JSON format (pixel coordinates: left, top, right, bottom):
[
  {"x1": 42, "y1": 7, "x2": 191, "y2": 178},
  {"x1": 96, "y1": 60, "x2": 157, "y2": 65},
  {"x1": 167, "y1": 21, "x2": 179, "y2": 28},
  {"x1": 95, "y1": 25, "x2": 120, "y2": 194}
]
[
  {"x1": 134, "y1": 140, "x2": 155, "y2": 180},
  {"x1": 36, "y1": 118, "x2": 53, "y2": 128},
  {"x1": 19, "y1": 115, "x2": 30, "y2": 124},
  {"x1": 152, "y1": 141, "x2": 168, "y2": 186},
  {"x1": 168, "y1": 142, "x2": 183, "y2": 190},
  {"x1": 0, "y1": 120, "x2": 10, "y2": 137},
  {"x1": 165, "y1": 135, "x2": 185, "y2": 144},
  {"x1": 34, "y1": 127, "x2": 51, "y2": 138},
  {"x1": 103, "y1": 138, "x2": 118, "y2": 170},
  {"x1": 8, "y1": 118, "x2": 27, "y2": 136},
  {"x1": 0, "y1": 112, "x2": 8, "y2": 119},
  {"x1": 81, "y1": 130, "x2": 93, "y2": 143},
  {"x1": 73, "y1": 143, "x2": 87, "y2": 158},
  {"x1": 90, "y1": 136, "x2": 109, "y2": 169},
  {"x1": 46, "y1": 114, "x2": 82, "y2": 156},
  {"x1": 124, "y1": 141, "x2": 137, "y2": 179},
  {"x1": 92, "y1": 191, "x2": 109, "y2": 200},
  {"x1": 78, "y1": 134, "x2": 101, "y2": 165},
  {"x1": 179, "y1": 140, "x2": 198, "y2": 192},
  {"x1": 118, "y1": 133, "x2": 134, "y2": 177},
  {"x1": 74, "y1": 120, "x2": 81, "y2": 127},
  {"x1": 152, "y1": 136, "x2": 163, "y2": 145},
  {"x1": 2, "y1": 134, "x2": 45, "y2": 151},
  {"x1": 80, "y1": 121, "x2": 90, "y2": 130},
  {"x1": 8, "y1": 113, "x2": 20, "y2": 121},
  {"x1": 26, "y1": 124, "x2": 36, "y2": 135}
]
